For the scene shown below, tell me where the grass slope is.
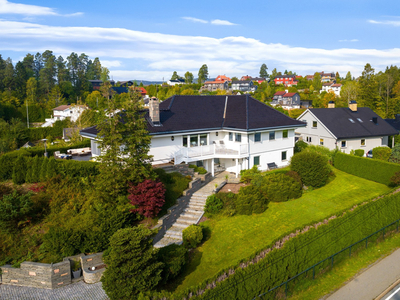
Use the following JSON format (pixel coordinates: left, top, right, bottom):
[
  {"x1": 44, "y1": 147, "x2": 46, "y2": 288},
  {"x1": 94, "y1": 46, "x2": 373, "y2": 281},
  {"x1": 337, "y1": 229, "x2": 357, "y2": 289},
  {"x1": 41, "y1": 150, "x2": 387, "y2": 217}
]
[{"x1": 173, "y1": 168, "x2": 391, "y2": 293}]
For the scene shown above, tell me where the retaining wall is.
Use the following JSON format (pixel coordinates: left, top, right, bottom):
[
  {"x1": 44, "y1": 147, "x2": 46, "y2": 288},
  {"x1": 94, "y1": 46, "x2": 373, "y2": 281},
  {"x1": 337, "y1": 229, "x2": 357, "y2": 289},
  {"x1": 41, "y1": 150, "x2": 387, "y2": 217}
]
[{"x1": 81, "y1": 253, "x2": 105, "y2": 284}]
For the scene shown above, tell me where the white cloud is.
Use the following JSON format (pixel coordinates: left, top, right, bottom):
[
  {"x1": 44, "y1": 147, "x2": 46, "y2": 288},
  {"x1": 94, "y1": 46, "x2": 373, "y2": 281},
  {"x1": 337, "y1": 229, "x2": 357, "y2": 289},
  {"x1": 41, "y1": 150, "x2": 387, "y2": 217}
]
[
  {"x1": 210, "y1": 19, "x2": 236, "y2": 26},
  {"x1": 0, "y1": 0, "x2": 83, "y2": 17},
  {"x1": 182, "y1": 17, "x2": 208, "y2": 24},
  {"x1": 369, "y1": 19, "x2": 400, "y2": 26},
  {"x1": 2, "y1": 19, "x2": 400, "y2": 80},
  {"x1": 339, "y1": 39, "x2": 359, "y2": 42}
]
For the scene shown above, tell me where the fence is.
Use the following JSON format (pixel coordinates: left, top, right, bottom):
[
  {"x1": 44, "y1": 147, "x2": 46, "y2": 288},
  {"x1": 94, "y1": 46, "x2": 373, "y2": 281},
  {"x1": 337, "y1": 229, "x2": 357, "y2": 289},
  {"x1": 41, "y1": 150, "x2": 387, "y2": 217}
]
[{"x1": 253, "y1": 218, "x2": 400, "y2": 299}]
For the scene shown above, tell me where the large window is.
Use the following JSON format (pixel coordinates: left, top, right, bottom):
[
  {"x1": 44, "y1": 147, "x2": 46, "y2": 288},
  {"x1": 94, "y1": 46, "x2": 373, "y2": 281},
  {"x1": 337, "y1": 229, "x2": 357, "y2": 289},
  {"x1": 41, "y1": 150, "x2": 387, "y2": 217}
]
[
  {"x1": 183, "y1": 136, "x2": 188, "y2": 147},
  {"x1": 200, "y1": 134, "x2": 207, "y2": 146},
  {"x1": 229, "y1": 132, "x2": 233, "y2": 141},
  {"x1": 190, "y1": 135, "x2": 198, "y2": 147},
  {"x1": 255, "y1": 132, "x2": 261, "y2": 142},
  {"x1": 269, "y1": 131, "x2": 275, "y2": 140},
  {"x1": 183, "y1": 134, "x2": 208, "y2": 147},
  {"x1": 235, "y1": 133, "x2": 241, "y2": 142},
  {"x1": 341, "y1": 140, "x2": 346, "y2": 148},
  {"x1": 254, "y1": 156, "x2": 260, "y2": 166},
  {"x1": 283, "y1": 130, "x2": 288, "y2": 138}
]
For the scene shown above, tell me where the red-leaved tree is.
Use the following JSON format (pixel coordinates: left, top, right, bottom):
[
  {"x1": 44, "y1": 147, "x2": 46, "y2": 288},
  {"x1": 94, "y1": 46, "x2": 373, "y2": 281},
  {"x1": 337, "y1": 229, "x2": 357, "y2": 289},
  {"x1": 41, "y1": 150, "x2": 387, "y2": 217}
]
[{"x1": 128, "y1": 179, "x2": 166, "y2": 218}]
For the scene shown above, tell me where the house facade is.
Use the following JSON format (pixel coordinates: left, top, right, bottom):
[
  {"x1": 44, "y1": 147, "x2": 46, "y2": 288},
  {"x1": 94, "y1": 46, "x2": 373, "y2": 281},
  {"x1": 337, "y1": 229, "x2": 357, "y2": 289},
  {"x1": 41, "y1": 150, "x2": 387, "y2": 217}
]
[
  {"x1": 271, "y1": 91, "x2": 301, "y2": 109},
  {"x1": 201, "y1": 81, "x2": 229, "y2": 92},
  {"x1": 81, "y1": 95, "x2": 305, "y2": 177},
  {"x1": 167, "y1": 79, "x2": 185, "y2": 86},
  {"x1": 215, "y1": 75, "x2": 231, "y2": 82},
  {"x1": 296, "y1": 102, "x2": 398, "y2": 154},
  {"x1": 273, "y1": 75, "x2": 298, "y2": 87},
  {"x1": 231, "y1": 80, "x2": 257, "y2": 92},
  {"x1": 321, "y1": 83, "x2": 342, "y2": 96},
  {"x1": 42, "y1": 105, "x2": 88, "y2": 127}
]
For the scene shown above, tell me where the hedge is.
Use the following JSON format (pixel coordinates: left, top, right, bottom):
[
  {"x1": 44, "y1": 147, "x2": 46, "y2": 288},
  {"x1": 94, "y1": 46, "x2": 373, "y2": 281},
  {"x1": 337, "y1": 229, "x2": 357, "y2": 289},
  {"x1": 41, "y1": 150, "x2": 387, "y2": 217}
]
[
  {"x1": 152, "y1": 188, "x2": 400, "y2": 300},
  {"x1": 334, "y1": 152, "x2": 400, "y2": 185}
]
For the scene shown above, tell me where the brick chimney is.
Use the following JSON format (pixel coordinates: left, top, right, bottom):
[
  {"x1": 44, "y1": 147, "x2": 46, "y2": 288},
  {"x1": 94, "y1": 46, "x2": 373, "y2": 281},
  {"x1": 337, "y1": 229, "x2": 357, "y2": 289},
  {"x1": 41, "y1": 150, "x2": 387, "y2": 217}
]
[
  {"x1": 149, "y1": 97, "x2": 160, "y2": 123},
  {"x1": 328, "y1": 101, "x2": 335, "y2": 108},
  {"x1": 349, "y1": 100, "x2": 357, "y2": 112}
]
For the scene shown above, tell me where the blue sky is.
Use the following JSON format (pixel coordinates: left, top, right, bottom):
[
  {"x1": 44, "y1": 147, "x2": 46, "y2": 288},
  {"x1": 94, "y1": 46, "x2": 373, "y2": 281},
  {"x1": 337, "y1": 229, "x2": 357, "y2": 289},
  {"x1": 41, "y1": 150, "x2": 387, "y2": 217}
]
[{"x1": 1, "y1": 0, "x2": 400, "y2": 80}]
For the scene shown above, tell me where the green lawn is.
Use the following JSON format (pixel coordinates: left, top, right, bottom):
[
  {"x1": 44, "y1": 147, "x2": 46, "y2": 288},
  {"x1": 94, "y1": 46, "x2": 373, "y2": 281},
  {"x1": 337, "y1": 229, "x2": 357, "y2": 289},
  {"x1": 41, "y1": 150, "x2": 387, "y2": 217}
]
[{"x1": 172, "y1": 168, "x2": 391, "y2": 293}]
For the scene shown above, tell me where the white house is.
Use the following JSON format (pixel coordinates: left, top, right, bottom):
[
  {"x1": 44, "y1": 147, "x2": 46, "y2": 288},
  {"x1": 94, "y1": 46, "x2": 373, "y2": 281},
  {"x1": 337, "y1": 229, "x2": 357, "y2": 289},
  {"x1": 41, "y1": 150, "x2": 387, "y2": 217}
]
[
  {"x1": 42, "y1": 105, "x2": 88, "y2": 127},
  {"x1": 296, "y1": 101, "x2": 398, "y2": 154},
  {"x1": 80, "y1": 95, "x2": 306, "y2": 177},
  {"x1": 320, "y1": 83, "x2": 342, "y2": 96},
  {"x1": 167, "y1": 79, "x2": 185, "y2": 86}
]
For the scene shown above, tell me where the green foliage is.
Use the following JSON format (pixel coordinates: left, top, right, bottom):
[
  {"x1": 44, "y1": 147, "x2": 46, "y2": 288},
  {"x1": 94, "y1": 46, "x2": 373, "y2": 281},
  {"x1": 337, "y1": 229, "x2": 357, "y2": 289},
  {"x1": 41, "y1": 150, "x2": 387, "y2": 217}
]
[
  {"x1": 261, "y1": 173, "x2": 302, "y2": 202},
  {"x1": 389, "y1": 144, "x2": 400, "y2": 163},
  {"x1": 354, "y1": 149, "x2": 365, "y2": 157},
  {"x1": 373, "y1": 146, "x2": 392, "y2": 161},
  {"x1": 25, "y1": 157, "x2": 34, "y2": 183},
  {"x1": 304, "y1": 144, "x2": 336, "y2": 161},
  {"x1": 101, "y1": 226, "x2": 163, "y2": 300},
  {"x1": 39, "y1": 158, "x2": 48, "y2": 182},
  {"x1": 182, "y1": 225, "x2": 203, "y2": 248},
  {"x1": 291, "y1": 151, "x2": 331, "y2": 188},
  {"x1": 0, "y1": 149, "x2": 30, "y2": 181},
  {"x1": 157, "y1": 244, "x2": 187, "y2": 284},
  {"x1": 390, "y1": 171, "x2": 400, "y2": 186},
  {"x1": 204, "y1": 194, "x2": 224, "y2": 215},
  {"x1": 294, "y1": 140, "x2": 308, "y2": 153},
  {"x1": 236, "y1": 185, "x2": 268, "y2": 215},
  {"x1": 240, "y1": 165, "x2": 261, "y2": 183},
  {"x1": 217, "y1": 192, "x2": 237, "y2": 216},
  {"x1": 31, "y1": 156, "x2": 41, "y2": 183},
  {"x1": 0, "y1": 190, "x2": 33, "y2": 230},
  {"x1": 46, "y1": 157, "x2": 57, "y2": 179},
  {"x1": 12, "y1": 155, "x2": 27, "y2": 184},
  {"x1": 188, "y1": 165, "x2": 207, "y2": 174},
  {"x1": 334, "y1": 152, "x2": 400, "y2": 185}
]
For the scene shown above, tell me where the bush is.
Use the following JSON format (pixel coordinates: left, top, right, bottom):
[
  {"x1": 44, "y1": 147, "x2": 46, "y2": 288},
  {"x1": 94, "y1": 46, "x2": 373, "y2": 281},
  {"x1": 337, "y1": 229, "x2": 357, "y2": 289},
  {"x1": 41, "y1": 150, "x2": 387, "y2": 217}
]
[
  {"x1": 12, "y1": 155, "x2": 27, "y2": 185},
  {"x1": 157, "y1": 244, "x2": 187, "y2": 284},
  {"x1": 334, "y1": 152, "x2": 400, "y2": 185},
  {"x1": 46, "y1": 157, "x2": 57, "y2": 179},
  {"x1": 290, "y1": 151, "x2": 331, "y2": 188},
  {"x1": 236, "y1": 185, "x2": 268, "y2": 215},
  {"x1": 204, "y1": 194, "x2": 224, "y2": 215},
  {"x1": 240, "y1": 165, "x2": 261, "y2": 183},
  {"x1": 373, "y1": 146, "x2": 391, "y2": 161},
  {"x1": 389, "y1": 144, "x2": 400, "y2": 164},
  {"x1": 354, "y1": 149, "x2": 364, "y2": 157},
  {"x1": 294, "y1": 140, "x2": 308, "y2": 153},
  {"x1": 262, "y1": 173, "x2": 302, "y2": 202},
  {"x1": 390, "y1": 171, "x2": 400, "y2": 186},
  {"x1": 217, "y1": 192, "x2": 237, "y2": 216},
  {"x1": 39, "y1": 158, "x2": 48, "y2": 182},
  {"x1": 0, "y1": 190, "x2": 33, "y2": 229},
  {"x1": 182, "y1": 225, "x2": 203, "y2": 248},
  {"x1": 188, "y1": 164, "x2": 207, "y2": 174}
]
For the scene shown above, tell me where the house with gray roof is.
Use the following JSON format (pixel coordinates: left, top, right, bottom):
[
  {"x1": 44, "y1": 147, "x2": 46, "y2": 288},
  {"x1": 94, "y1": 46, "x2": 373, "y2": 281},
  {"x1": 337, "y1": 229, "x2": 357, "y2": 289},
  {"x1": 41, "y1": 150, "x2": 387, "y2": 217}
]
[
  {"x1": 80, "y1": 95, "x2": 305, "y2": 176},
  {"x1": 296, "y1": 101, "x2": 398, "y2": 154}
]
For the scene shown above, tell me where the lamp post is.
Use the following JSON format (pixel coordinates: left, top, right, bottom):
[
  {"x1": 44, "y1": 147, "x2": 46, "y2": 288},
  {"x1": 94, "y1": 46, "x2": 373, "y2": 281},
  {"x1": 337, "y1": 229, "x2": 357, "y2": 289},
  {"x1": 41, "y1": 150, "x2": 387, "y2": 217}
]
[{"x1": 42, "y1": 138, "x2": 48, "y2": 158}]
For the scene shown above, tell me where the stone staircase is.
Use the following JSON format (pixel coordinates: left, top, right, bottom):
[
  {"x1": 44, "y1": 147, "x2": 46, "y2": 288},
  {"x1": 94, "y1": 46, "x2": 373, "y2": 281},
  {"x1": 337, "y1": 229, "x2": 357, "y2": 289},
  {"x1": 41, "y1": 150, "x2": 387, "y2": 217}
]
[{"x1": 154, "y1": 192, "x2": 208, "y2": 248}]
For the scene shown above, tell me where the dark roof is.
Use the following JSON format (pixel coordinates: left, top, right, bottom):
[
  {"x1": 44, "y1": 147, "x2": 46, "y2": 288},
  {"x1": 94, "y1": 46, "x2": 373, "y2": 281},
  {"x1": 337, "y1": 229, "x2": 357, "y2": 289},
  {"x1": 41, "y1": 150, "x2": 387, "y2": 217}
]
[
  {"x1": 274, "y1": 75, "x2": 296, "y2": 79},
  {"x1": 385, "y1": 115, "x2": 400, "y2": 131},
  {"x1": 80, "y1": 95, "x2": 305, "y2": 137},
  {"x1": 232, "y1": 80, "x2": 251, "y2": 84},
  {"x1": 309, "y1": 107, "x2": 398, "y2": 139},
  {"x1": 112, "y1": 87, "x2": 129, "y2": 94}
]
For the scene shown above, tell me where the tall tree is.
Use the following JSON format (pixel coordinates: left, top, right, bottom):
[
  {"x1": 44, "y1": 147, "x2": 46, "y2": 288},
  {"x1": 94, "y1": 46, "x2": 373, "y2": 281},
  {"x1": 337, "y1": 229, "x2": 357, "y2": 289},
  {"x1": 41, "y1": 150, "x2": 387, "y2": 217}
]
[
  {"x1": 3, "y1": 58, "x2": 15, "y2": 92},
  {"x1": 170, "y1": 71, "x2": 179, "y2": 80},
  {"x1": 15, "y1": 61, "x2": 28, "y2": 99},
  {"x1": 0, "y1": 55, "x2": 6, "y2": 92},
  {"x1": 345, "y1": 71, "x2": 352, "y2": 81},
  {"x1": 56, "y1": 56, "x2": 68, "y2": 84},
  {"x1": 184, "y1": 71, "x2": 193, "y2": 84},
  {"x1": 33, "y1": 52, "x2": 43, "y2": 81},
  {"x1": 270, "y1": 68, "x2": 278, "y2": 79},
  {"x1": 198, "y1": 64, "x2": 208, "y2": 84},
  {"x1": 312, "y1": 72, "x2": 322, "y2": 92},
  {"x1": 259, "y1": 63, "x2": 268, "y2": 78},
  {"x1": 22, "y1": 53, "x2": 35, "y2": 79},
  {"x1": 340, "y1": 81, "x2": 358, "y2": 104},
  {"x1": 26, "y1": 77, "x2": 37, "y2": 105},
  {"x1": 92, "y1": 57, "x2": 102, "y2": 80},
  {"x1": 358, "y1": 63, "x2": 379, "y2": 111},
  {"x1": 40, "y1": 50, "x2": 57, "y2": 94}
]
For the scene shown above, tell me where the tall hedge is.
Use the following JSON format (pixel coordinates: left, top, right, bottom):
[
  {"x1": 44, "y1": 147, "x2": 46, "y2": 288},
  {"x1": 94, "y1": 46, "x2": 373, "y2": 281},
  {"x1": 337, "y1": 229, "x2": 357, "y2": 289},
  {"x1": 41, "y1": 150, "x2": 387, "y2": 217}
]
[
  {"x1": 155, "y1": 189, "x2": 400, "y2": 300},
  {"x1": 334, "y1": 152, "x2": 400, "y2": 185}
]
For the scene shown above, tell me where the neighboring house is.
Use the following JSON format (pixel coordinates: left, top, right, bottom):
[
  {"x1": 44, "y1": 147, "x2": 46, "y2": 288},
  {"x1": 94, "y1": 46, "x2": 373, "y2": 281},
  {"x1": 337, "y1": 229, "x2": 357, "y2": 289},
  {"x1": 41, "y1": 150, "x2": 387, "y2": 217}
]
[
  {"x1": 251, "y1": 77, "x2": 267, "y2": 84},
  {"x1": 215, "y1": 75, "x2": 231, "y2": 82},
  {"x1": 231, "y1": 80, "x2": 257, "y2": 92},
  {"x1": 321, "y1": 82, "x2": 334, "y2": 92},
  {"x1": 296, "y1": 101, "x2": 398, "y2": 154},
  {"x1": 306, "y1": 75, "x2": 314, "y2": 81},
  {"x1": 241, "y1": 75, "x2": 252, "y2": 81},
  {"x1": 385, "y1": 114, "x2": 400, "y2": 132},
  {"x1": 80, "y1": 95, "x2": 306, "y2": 177},
  {"x1": 201, "y1": 80, "x2": 229, "y2": 92},
  {"x1": 88, "y1": 80, "x2": 115, "y2": 90},
  {"x1": 273, "y1": 75, "x2": 298, "y2": 87},
  {"x1": 320, "y1": 72, "x2": 336, "y2": 83},
  {"x1": 271, "y1": 91, "x2": 301, "y2": 109},
  {"x1": 167, "y1": 79, "x2": 185, "y2": 86},
  {"x1": 42, "y1": 105, "x2": 88, "y2": 127},
  {"x1": 133, "y1": 87, "x2": 148, "y2": 97},
  {"x1": 320, "y1": 83, "x2": 342, "y2": 96},
  {"x1": 117, "y1": 81, "x2": 134, "y2": 87}
]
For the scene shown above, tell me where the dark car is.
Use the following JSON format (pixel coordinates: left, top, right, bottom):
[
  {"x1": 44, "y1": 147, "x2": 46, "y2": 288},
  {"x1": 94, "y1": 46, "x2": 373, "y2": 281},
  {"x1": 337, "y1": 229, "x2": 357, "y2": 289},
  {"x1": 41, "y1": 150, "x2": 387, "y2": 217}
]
[{"x1": 366, "y1": 150, "x2": 373, "y2": 158}]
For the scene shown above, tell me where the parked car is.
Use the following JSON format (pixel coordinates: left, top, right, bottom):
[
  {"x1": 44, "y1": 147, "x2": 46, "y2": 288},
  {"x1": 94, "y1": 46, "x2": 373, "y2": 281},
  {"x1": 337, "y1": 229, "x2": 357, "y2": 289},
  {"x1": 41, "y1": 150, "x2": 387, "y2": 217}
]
[{"x1": 366, "y1": 150, "x2": 373, "y2": 158}]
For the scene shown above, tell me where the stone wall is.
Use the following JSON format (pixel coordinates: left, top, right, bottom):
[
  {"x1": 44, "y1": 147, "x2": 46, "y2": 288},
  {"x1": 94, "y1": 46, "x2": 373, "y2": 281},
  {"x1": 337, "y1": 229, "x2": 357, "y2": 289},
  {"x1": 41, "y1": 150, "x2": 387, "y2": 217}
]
[
  {"x1": 1, "y1": 260, "x2": 71, "y2": 289},
  {"x1": 81, "y1": 253, "x2": 105, "y2": 284}
]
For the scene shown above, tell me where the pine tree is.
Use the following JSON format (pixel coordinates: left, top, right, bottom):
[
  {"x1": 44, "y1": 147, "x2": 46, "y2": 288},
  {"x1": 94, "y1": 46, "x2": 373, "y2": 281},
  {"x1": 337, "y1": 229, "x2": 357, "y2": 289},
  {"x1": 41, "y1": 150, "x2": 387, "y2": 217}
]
[
  {"x1": 12, "y1": 155, "x2": 27, "y2": 185},
  {"x1": 39, "y1": 158, "x2": 48, "y2": 182},
  {"x1": 31, "y1": 156, "x2": 41, "y2": 183},
  {"x1": 25, "y1": 157, "x2": 33, "y2": 183},
  {"x1": 46, "y1": 157, "x2": 57, "y2": 179}
]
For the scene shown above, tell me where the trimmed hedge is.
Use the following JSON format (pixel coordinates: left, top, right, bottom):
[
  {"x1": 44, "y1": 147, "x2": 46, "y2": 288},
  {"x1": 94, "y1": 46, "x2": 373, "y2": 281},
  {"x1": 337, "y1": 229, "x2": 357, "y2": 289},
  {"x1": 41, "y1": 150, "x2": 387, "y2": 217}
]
[
  {"x1": 334, "y1": 152, "x2": 400, "y2": 185},
  {"x1": 182, "y1": 225, "x2": 203, "y2": 248}
]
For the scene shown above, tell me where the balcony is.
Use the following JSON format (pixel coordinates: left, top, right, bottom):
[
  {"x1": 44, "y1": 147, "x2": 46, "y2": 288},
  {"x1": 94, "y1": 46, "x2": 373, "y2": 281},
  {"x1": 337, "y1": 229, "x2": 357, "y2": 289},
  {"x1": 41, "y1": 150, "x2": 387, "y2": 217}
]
[{"x1": 174, "y1": 143, "x2": 249, "y2": 164}]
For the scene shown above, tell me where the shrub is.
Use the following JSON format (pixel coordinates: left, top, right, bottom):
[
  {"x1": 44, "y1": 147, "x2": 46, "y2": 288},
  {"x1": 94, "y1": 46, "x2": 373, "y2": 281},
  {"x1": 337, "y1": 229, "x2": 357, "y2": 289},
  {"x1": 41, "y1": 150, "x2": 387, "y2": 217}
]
[
  {"x1": 12, "y1": 155, "x2": 27, "y2": 185},
  {"x1": 285, "y1": 170, "x2": 302, "y2": 184},
  {"x1": 39, "y1": 158, "x2": 48, "y2": 182},
  {"x1": 25, "y1": 157, "x2": 34, "y2": 183},
  {"x1": 389, "y1": 144, "x2": 400, "y2": 164},
  {"x1": 217, "y1": 192, "x2": 237, "y2": 216},
  {"x1": 128, "y1": 179, "x2": 166, "y2": 218},
  {"x1": 390, "y1": 171, "x2": 400, "y2": 186},
  {"x1": 46, "y1": 157, "x2": 57, "y2": 179},
  {"x1": 204, "y1": 194, "x2": 224, "y2": 215},
  {"x1": 290, "y1": 151, "x2": 331, "y2": 188},
  {"x1": 0, "y1": 190, "x2": 33, "y2": 229},
  {"x1": 262, "y1": 173, "x2": 302, "y2": 202},
  {"x1": 157, "y1": 243, "x2": 187, "y2": 284},
  {"x1": 334, "y1": 152, "x2": 400, "y2": 185},
  {"x1": 354, "y1": 149, "x2": 364, "y2": 157},
  {"x1": 373, "y1": 146, "x2": 391, "y2": 161},
  {"x1": 236, "y1": 185, "x2": 268, "y2": 215},
  {"x1": 294, "y1": 140, "x2": 308, "y2": 153},
  {"x1": 0, "y1": 183, "x2": 13, "y2": 198},
  {"x1": 196, "y1": 167, "x2": 207, "y2": 174},
  {"x1": 240, "y1": 165, "x2": 261, "y2": 183},
  {"x1": 182, "y1": 225, "x2": 203, "y2": 248},
  {"x1": 31, "y1": 156, "x2": 42, "y2": 183}
]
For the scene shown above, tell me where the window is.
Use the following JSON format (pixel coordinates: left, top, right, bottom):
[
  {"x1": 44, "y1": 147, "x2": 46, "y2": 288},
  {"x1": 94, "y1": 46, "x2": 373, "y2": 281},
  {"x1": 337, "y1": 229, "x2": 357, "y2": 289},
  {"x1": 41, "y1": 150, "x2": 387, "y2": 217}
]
[
  {"x1": 283, "y1": 130, "x2": 288, "y2": 138},
  {"x1": 255, "y1": 132, "x2": 261, "y2": 142},
  {"x1": 349, "y1": 118, "x2": 355, "y2": 123},
  {"x1": 235, "y1": 133, "x2": 241, "y2": 142},
  {"x1": 312, "y1": 121, "x2": 317, "y2": 128},
  {"x1": 281, "y1": 151, "x2": 287, "y2": 161},
  {"x1": 302, "y1": 120, "x2": 307, "y2": 127},
  {"x1": 309, "y1": 137, "x2": 312, "y2": 143},
  {"x1": 269, "y1": 131, "x2": 275, "y2": 140},
  {"x1": 320, "y1": 138, "x2": 324, "y2": 146},
  {"x1": 200, "y1": 134, "x2": 207, "y2": 146},
  {"x1": 254, "y1": 156, "x2": 260, "y2": 166},
  {"x1": 183, "y1": 136, "x2": 188, "y2": 147},
  {"x1": 341, "y1": 140, "x2": 346, "y2": 148},
  {"x1": 229, "y1": 132, "x2": 233, "y2": 141},
  {"x1": 190, "y1": 135, "x2": 198, "y2": 147},
  {"x1": 361, "y1": 139, "x2": 365, "y2": 146}
]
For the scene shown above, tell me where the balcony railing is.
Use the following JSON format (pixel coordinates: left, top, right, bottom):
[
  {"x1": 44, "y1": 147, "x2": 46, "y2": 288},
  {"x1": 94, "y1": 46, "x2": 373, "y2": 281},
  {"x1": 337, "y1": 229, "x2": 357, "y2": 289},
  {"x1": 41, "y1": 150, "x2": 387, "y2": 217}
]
[{"x1": 174, "y1": 144, "x2": 248, "y2": 164}]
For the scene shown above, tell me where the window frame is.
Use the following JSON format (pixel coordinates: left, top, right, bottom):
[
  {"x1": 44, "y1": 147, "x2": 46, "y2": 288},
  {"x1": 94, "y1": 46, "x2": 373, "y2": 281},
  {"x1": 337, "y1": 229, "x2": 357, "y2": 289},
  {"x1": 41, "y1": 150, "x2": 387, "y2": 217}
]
[
  {"x1": 312, "y1": 121, "x2": 317, "y2": 128},
  {"x1": 282, "y1": 130, "x2": 288, "y2": 139},
  {"x1": 254, "y1": 132, "x2": 261, "y2": 142},
  {"x1": 269, "y1": 131, "x2": 275, "y2": 140},
  {"x1": 281, "y1": 151, "x2": 287, "y2": 161},
  {"x1": 235, "y1": 133, "x2": 241, "y2": 142},
  {"x1": 361, "y1": 139, "x2": 366, "y2": 146},
  {"x1": 254, "y1": 156, "x2": 260, "y2": 166},
  {"x1": 320, "y1": 138, "x2": 324, "y2": 146},
  {"x1": 341, "y1": 140, "x2": 346, "y2": 148},
  {"x1": 229, "y1": 132, "x2": 233, "y2": 141}
]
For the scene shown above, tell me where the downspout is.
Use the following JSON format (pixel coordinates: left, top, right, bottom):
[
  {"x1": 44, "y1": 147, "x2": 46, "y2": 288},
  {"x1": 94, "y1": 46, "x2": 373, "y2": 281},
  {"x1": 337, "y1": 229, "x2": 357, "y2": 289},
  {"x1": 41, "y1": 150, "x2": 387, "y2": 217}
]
[{"x1": 246, "y1": 94, "x2": 250, "y2": 170}]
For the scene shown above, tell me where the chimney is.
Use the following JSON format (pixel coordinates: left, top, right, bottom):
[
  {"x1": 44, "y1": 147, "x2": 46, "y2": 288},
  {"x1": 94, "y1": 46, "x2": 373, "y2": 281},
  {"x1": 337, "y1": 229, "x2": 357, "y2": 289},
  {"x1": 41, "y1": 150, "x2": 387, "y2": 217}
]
[
  {"x1": 285, "y1": 89, "x2": 289, "y2": 93},
  {"x1": 349, "y1": 100, "x2": 357, "y2": 112},
  {"x1": 372, "y1": 117, "x2": 378, "y2": 124},
  {"x1": 149, "y1": 97, "x2": 160, "y2": 123},
  {"x1": 328, "y1": 101, "x2": 335, "y2": 108}
]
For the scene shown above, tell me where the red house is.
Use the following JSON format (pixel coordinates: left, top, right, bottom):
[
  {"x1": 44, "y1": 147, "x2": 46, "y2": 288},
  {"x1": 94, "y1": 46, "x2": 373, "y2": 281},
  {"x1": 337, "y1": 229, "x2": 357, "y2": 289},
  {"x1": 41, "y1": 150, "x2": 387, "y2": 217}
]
[{"x1": 273, "y1": 75, "x2": 298, "y2": 87}]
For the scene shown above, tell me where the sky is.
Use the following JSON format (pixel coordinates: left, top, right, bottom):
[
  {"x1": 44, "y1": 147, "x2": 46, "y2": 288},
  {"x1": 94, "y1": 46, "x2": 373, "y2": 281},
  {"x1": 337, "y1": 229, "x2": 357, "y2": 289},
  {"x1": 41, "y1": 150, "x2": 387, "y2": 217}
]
[{"x1": 1, "y1": 0, "x2": 400, "y2": 81}]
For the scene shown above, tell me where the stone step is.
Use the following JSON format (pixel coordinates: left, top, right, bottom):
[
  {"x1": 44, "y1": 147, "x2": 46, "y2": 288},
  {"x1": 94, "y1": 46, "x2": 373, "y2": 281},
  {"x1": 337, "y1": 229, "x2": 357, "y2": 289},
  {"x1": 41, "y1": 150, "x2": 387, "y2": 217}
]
[
  {"x1": 187, "y1": 203, "x2": 205, "y2": 209},
  {"x1": 176, "y1": 216, "x2": 198, "y2": 224},
  {"x1": 154, "y1": 237, "x2": 182, "y2": 248},
  {"x1": 165, "y1": 230, "x2": 183, "y2": 239},
  {"x1": 184, "y1": 208, "x2": 204, "y2": 214},
  {"x1": 174, "y1": 223, "x2": 191, "y2": 229},
  {"x1": 189, "y1": 199, "x2": 207, "y2": 205},
  {"x1": 180, "y1": 212, "x2": 203, "y2": 219}
]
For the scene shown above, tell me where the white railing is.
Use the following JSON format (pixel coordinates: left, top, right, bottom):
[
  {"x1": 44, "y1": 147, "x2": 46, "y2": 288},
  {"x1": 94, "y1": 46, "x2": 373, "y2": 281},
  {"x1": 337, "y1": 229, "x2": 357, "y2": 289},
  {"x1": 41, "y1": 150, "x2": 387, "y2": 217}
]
[{"x1": 174, "y1": 144, "x2": 249, "y2": 164}]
